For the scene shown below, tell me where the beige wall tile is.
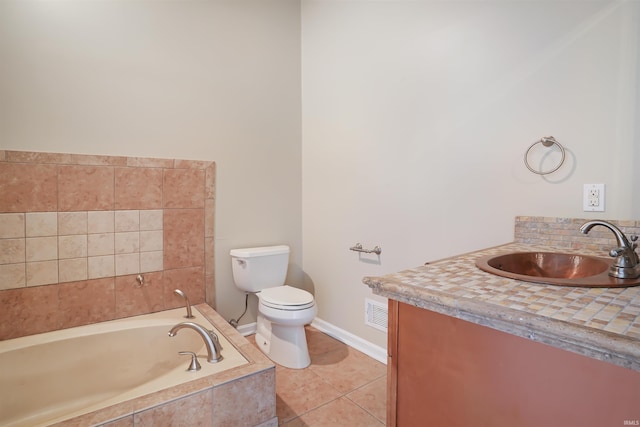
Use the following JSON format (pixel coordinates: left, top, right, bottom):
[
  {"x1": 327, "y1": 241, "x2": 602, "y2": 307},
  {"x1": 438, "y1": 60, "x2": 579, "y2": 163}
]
[
  {"x1": 0, "y1": 163, "x2": 58, "y2": 213},
  {"x1": 58, "y1": 165, "x2": 114, "y2": 212},
  {"x1": 88, "y1": 211, "x2": 115, "y2": 233},
  {"x1": 26, "y1": 236, "x2": 58, "y2": 262},
  {"x1": 26, "y1": 212, "x2": 57, "y2": 237},
  {"x1": 163, "y1": 169, "x2": 205, "y2": 209},
  {"x1": 0, "y1": 213, "x2": 25, "y2": 238},
  {"x1": 205, "y1": 237, "x2": 214, "y2": 276},
  {"x1": 115, "y1": 271, "x2": 163, "y2": 318},
  {"x1": 59, "y1": 235, "x2": 88, "y2": 259},
  {"x1": 205, "y1": 162, "x2": 216, "y2": 199},
  {"x1": 88, "y1": 233, "x2": 115, "y2": 256},
  {"x1": 115, "y1": 232, "x2": 140, "y2": 254},
  {"x1": 205, "y1": 198, "x2": 214, "y2": 238},
  {"x1": 0, "y1": 238, "x2": 25, "y2": 264},
  {"x1": 26, "y1": 260, "x2": 58, "y2": 286},
  {"x1": 0, "y1": 264, "x2": 26, "y2": 290},
  {"x1": 58, "y1": 278, "x2": 115, "y2": 328},
  {"x1": 163, "y1": 209, "x2": 204, "y2": 270},
  {"x1": 0, "y1": 285, "x2": 60, "y2": 339},
  {"x1": 59, "y1": 258, "x2": 88, "y2": 283},
  {"x1": 88, "y1": 255, "x2": 115, "y2": 279},
  {"x1": 116, "y1": 253, "x2": 139, "y2": 276},
  {"x1": 140, "y1": 251, "x2": 163, "y2": 273},
  {"x1": 163, "y1": 267, "x2": 205, "y2": 308},
  {"x1": 126, "y1": 157, "x2": 173, "y2": 168},
  {"x1": 115, "y1": 210, "x2": 140, "y2": 232},
  {"x1": 97, "y1": 415, "x2": 134, "y2": 427},
  {"x1": 140, "y1": 209, "x2": 163, "y2": 231},
  {"x1": 58, "y1": 211, "x2": 88, "y2": 235},
  {"x1": 115, "y1": 167, "x2": 163, "y2": 210},
  {"x1": 254, "y1": 418, "x2": 278, "y2": 427},
  {"x1": 140, "y1": 230, "x2": 162, "y2": 252},
  {"x1": 134, "y1": 389, "x2": 213, "y2": 427},
  {"x1": 211, "y1": 368, "x2": 276, "y2": 427}
]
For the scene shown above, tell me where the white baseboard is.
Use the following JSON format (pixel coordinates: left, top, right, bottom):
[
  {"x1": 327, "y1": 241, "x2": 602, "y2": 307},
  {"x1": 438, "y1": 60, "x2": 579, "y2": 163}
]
[
  {"x1": 311, "y1": 317, "x2": 387, "y2": 365},
  {"x1": 234, "y1": 318, "x2": 387, "y2": 365}
]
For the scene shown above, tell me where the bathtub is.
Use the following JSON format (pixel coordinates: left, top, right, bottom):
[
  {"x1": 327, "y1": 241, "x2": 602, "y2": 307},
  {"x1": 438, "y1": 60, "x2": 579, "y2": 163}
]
[{"x1": 0, "y1": 307, "x2": 249, "y2": 427}]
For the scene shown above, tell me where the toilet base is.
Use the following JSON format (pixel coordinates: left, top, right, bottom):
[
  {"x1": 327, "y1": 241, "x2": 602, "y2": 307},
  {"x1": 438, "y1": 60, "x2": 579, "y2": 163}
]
[{"x1": 256, "y1": 314, "x2": 311, "y2": 369}]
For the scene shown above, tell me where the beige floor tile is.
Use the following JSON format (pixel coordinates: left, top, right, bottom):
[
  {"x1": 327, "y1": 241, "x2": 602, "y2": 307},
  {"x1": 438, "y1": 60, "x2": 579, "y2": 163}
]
[
  {"x1": 276, "y1": 365, "x2": 342, "y2": 423},
  {"x1": 308, "y1": 346, "x2": 386, "y2": 394},
  {"x1": 346, "y1": 376, "x2": 387, "y2": 423},
  {"x1": 245, "y1": 329, "x2": 387, "y2": 426},
  {"x1": 283, "y1": 397, "x2": 384, "y2": 427},
  {"x1": 305, "y1": 326, "x2": 347, "y2": 356}
]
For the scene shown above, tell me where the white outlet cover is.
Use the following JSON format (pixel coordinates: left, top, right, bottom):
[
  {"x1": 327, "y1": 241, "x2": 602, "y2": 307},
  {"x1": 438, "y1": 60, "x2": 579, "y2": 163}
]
[{"x1": 583, "y1": 183, "x2": 605, "y2": 212}]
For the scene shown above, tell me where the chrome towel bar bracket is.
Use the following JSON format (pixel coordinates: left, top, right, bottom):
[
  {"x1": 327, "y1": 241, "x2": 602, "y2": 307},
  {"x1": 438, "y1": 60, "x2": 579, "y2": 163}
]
[{"x1": 350, "y1": 243, "x2": 382, "y2": 255}]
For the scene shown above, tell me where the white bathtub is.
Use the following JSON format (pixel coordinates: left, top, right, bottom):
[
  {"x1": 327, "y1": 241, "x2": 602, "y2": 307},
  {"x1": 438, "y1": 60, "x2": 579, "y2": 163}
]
[{"x1": 0, "y1": 307, "x2": 248, "y2": 427}]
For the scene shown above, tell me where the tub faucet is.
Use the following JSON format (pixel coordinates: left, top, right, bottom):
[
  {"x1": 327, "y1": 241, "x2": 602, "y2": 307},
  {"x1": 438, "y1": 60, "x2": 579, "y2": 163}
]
[
  {"x1": 168, "y1": 322, "x2": 223, "y2": 363},
  {"x1": 174, "y1": 289, "x2": 195, "y2": 319},
  {"x1": 580, "y1": 220, "x2": 640, "y2": 279}
]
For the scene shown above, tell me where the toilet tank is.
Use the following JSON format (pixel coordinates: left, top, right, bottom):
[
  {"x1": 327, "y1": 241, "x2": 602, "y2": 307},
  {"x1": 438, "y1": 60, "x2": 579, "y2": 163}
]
[{"x1": 230, "y1": 245, "x2": 290, "y2": 293}]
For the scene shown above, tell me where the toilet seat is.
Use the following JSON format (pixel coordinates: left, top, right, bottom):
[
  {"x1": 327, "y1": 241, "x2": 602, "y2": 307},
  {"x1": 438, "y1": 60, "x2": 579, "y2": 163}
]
[{"x1": 259, "y1": 286, "x2": 315, "y2": 311}]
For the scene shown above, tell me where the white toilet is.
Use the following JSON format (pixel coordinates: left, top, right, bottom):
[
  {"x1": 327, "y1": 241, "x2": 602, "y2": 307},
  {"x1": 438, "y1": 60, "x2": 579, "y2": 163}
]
[{"x1": 230, "y1": 245, "x2": 317, "y2": 369}]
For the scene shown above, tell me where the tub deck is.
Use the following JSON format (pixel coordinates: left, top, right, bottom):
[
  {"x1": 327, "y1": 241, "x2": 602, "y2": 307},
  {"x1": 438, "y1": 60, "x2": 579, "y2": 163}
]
[{"x1": 0, "y1": 304, "x2": 276, "y2": 427}]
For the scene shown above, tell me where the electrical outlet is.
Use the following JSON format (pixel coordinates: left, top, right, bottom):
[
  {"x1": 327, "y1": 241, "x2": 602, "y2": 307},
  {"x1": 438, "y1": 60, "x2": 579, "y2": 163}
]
[{"x1": 583, "y1": 184, "x2": 605, "y2": 212}]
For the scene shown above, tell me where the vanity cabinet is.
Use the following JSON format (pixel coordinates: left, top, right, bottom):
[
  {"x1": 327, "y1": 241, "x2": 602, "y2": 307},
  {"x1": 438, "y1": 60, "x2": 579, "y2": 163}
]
[{"x1": 387, "y1": 300, "x2": 640, "y2": 427}]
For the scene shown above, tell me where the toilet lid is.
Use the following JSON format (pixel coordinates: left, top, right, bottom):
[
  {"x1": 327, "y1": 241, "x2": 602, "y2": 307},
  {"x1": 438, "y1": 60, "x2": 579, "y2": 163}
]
[{"x1": 259, "y1": 286, "x2": 315, "y2": 309}]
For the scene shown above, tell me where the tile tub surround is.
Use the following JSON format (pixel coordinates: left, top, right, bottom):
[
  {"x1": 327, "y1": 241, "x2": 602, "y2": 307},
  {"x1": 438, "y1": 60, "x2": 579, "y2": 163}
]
[
  {"x1": 364, "y1": 217, "x2": 640, "y2": 372},
  {"x1": 49, "y1": 304, "x2": 277, "y2": 427},
  {"x1": 0, "y1": 150, "x2": 216, "y2": 340}
]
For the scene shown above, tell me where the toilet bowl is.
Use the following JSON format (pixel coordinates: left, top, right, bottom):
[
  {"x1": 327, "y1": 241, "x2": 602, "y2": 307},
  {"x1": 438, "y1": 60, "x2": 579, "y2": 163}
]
[
  {"x1": 230, "y1": 246, "x2": 317, "y2": 369},
  {"x1": 255, "y1": 286, "x2": 317, "y2": 369}
]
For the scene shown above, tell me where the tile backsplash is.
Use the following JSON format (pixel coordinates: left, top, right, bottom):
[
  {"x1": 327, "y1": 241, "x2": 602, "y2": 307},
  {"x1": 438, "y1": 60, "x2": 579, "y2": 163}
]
[
  {"x1": 515, "y1": 216, "x2": 640, "y2": 252},
  {"x1": 0, "y1": 150, "x2": 215, "y2": 339}
]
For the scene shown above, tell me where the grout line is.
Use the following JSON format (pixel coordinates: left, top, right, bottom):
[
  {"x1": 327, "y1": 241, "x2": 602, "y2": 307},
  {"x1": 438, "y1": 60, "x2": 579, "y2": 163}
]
[
  {"x1": 344, "y1": 376, "x2": 387, "y2": 424},
  {"x1": 277, "y1": 365, "x2": 386, "y2": 425}
]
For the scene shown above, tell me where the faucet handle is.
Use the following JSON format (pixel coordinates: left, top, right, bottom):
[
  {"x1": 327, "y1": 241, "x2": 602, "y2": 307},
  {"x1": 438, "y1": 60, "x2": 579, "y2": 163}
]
[
  {"x1": 208, "y1": 329, "x2": 223, "y2": 351},
  {"x1": 610, "y1": 247, "x2": 626, "y2": 257},
  {"x1": 178, "y1": 351, "x2": 201, "y2": 371}
]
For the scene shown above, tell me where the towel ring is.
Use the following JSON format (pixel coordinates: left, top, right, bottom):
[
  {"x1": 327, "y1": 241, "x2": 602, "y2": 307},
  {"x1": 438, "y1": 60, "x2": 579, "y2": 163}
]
[{"x1": 524, "y1": 136, "x2": 565, "y2": 175}]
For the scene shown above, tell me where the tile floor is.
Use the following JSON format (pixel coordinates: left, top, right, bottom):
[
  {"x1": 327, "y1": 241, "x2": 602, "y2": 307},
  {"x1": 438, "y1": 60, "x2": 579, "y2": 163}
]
[{"x1": 248, "y1": 326, "x2": 387, "y2": 426}]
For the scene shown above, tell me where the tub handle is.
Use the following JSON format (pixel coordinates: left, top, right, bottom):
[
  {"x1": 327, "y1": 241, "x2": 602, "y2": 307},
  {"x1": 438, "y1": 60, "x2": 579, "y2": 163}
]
[{"x1": 178, "y1": 351, "x2": 201, "y2": 372}]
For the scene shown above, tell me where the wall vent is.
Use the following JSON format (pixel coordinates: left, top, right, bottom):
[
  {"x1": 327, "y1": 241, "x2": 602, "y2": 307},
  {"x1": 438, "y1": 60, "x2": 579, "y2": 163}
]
[{"x1": 365, "y1": 298, "x2": 388, "y2": 332}]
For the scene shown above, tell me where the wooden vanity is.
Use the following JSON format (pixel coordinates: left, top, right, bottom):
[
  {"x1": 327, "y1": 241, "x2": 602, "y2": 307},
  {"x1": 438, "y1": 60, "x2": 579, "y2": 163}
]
[{"x1": 365, "y1": 242, "x2": 640, "y2": 427}]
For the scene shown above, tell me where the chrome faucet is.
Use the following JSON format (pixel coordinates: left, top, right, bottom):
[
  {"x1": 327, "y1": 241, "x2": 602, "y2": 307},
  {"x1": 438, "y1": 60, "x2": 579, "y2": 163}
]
[
  {"x1": 168, "y1": 322, "x2": 223, "y2": 363},
  {"x1": 580, "y1": 220, "x2": 640, "y2": 279},
  {"x1": 174, "y1": 289, "x2": 195, "y2": 319}
]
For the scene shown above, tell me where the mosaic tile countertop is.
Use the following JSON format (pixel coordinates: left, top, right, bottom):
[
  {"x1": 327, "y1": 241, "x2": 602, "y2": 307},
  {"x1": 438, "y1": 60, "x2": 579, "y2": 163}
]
[{"x1": 364, "y1": 242, "x2": 640, "y2": 372}]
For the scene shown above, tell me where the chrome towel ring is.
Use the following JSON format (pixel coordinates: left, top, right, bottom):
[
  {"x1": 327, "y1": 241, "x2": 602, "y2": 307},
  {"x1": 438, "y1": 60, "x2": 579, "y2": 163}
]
[{"x1": 524, "y1": 136, "x2": 565, "y2": 175}]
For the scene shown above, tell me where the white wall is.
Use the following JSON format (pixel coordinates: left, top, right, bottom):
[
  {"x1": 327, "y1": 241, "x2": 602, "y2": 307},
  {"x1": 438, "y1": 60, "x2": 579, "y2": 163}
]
[
  {"x1": 301, "y1": 0, "x2": 639, "y2": 348},
  {"x1": 0, "y1": 0, "x2": 302, "y2": 325}
]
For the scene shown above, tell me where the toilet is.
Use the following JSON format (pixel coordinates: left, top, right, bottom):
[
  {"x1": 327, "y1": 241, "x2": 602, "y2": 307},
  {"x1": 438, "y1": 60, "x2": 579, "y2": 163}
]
[{"x1": 230, "y1": 245, "x2": 317, "y2": 369}]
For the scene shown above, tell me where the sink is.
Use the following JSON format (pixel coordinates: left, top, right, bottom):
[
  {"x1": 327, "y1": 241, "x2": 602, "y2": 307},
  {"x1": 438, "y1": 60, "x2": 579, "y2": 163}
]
[{"x1": 475, "y1": 252, "x2": 640, "y2": 287}]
